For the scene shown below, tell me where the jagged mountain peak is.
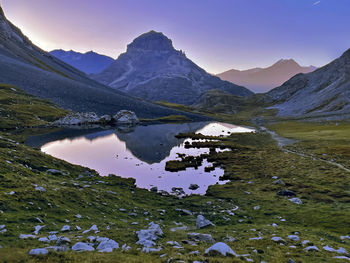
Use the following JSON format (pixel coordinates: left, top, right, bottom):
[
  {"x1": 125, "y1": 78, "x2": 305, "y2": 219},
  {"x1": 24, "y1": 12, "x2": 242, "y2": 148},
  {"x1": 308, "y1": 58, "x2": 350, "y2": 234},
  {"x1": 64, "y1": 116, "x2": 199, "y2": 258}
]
[{"x1": 127, "y1": 30, "x2": 174, "y2": 52}]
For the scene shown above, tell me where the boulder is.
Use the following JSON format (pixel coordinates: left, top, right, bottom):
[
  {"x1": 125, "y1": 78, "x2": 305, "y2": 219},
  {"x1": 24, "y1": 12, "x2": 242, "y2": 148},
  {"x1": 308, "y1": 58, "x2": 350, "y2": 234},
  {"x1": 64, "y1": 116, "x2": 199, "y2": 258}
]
[
  {"x1": 29, "y1": 248, "x2": 49, "y2": 256},
  {"x1": 61, "y1": 225, "x2": 70, "y2": 232},
  {"x1": 288, "y1": 235, "x2": 300, "y2": 241},
  {"x1": 188, "y1": 232, "x2": 215, "y2": 243},
  {"x1": 53, "y1": 112, "x2": 100, "y2": 126},
  {"x1": 113, "y1": 110, "x2": 139, "y2": 124},
  {"x1": 189, "y1": 184, "x2": 199, "y2": 190},
  {"x1": 196, "y1": 215, "x2": 215, "y2": 229},
  {"x1": 289, "y1": 198, "x2": 302, "y2": 205},
  {"x1": 205, "y1": 242, "x2": 237, "y2": 256},
  {"x1": 97, "y1": 239, "x2": 119, "y2": 252},
  {"x1": 136, "y1": 222, "x2": 163, "y2": 251},
  {"x1": 72, "y1": 242, "x2": 95, "y2": 252},
  {"x1": 305, "y1": 246, "x2": 319, "y2": 252}
]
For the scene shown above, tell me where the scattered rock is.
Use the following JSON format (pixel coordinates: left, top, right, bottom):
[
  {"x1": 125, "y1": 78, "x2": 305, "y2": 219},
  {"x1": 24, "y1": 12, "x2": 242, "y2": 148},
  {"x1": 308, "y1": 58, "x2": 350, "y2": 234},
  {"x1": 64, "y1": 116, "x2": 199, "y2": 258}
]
[
  {"x1": 97, "y1": 239, "x2": 119, "y2": 252},
  {"x1": 273, "y1": 179, "x2": 285, "y2": 185},
  {"x1": 176, "y1": 208, "x2": 193, "y2": 216},
  {"x1": 323, "y1": 245, "x2": 348, "y2": 254},
  {"x1": 188, "y1": 232, "x2": 215, "y2": 243},
  {"x1": 61, "y1": 225, "x2": 70, "y2": 232},
  {"x1": 72, "y1": 242, "x2": 95, "y2": 252},
  {"x1": 289, "y1": 198, "x2": 302, "y2": 205},
  {"x1": 189, "y1": 184, "x2": 199, "y2": 190},
  {"x1": 29, "y1": 248, "x2": 49, "y2": 256},
  {"x1": 56, "y1": 236, "x2": 71, "y2": 245},
  {"x1": 46, "y1": 169, "x2": 67, "y2": 176},
  {"x1": 20, "y1": 234, "x2": 36, "y2": 239},
  {"x1": 83, "y1": 224, "x2": 98, "y2": 234},
  {"x1": 305, "y1": 246, "x2": 319, "y2": 252},
  {"x1": 53, "y1": 112, "x2": 100, "y2": 126},
  {"x1": 113, "y1": 110, "x2": 139, "y2": 125},
  {"x1": 271, "y1": 237, "x2": 284, "y2": 242},
  {"x1": 288, "y1": 235, "x2": 300, "y2": 241},
  {"x1": 35, "y1": 186, "x2": 46, "y2": 192},
  {"x1": 46, "y1": 246, "x2": 70, "y2": 252},
  {"x1": 277, "y1": 190, "x2": 296, "y2": 197},
  {"x1": 34, "y1": 225, "x2": 45, "y2": 235},
  {"x1": 38, "y1": 237, "x2": 49, "y2": 242},
  {"x1": 196, "y1": 215, "x2": 214, "y2": 229},
  {"x1": 136, "y1": 222, "x2": 163, "y2": 252},
  {"x1": 205, "y1": 242, "x2": 237, "y2": 256}
]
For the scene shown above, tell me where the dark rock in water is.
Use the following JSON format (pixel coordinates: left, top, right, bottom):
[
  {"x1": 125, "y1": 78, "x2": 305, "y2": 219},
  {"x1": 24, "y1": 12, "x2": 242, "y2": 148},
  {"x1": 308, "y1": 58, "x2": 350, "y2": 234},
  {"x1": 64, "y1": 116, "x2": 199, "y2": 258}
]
[
  {"x1": 91, "y1": 30, "x2": 253, "y2": 105},
  {"x1": 189, "y1": 184, "x2": 199, "y2": 190},
  {"x1": 277, "y1": 190, "x2": 296, "y2": 197}
]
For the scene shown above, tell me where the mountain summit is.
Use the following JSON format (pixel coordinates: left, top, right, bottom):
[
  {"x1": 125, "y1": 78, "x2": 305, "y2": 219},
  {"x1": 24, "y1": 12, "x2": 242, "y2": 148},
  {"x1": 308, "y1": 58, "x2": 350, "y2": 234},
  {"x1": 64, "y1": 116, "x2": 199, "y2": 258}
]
[
  {"x1": 0, "y1": 6, "x2": 203, "y2": 119},
  {"x1": 217, "y1": 59, "x2": 316, "y2": 93},
  {"x1": 92, "y1": 30, "x2": 253, "y2": 104},
  {"x1": 127, "y1": 31, "x2": 174, "y2": 51},
  {"x1": 265, "y1": 48, "x2": 350, "y2": 118}
]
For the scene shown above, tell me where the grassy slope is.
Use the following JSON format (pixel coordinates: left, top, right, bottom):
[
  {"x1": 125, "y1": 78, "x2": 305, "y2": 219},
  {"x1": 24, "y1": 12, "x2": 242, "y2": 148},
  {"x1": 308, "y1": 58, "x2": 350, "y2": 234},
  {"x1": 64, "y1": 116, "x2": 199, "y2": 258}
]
[{"x1": 0, "y1": 85, "x2": 349, "y2": 262}]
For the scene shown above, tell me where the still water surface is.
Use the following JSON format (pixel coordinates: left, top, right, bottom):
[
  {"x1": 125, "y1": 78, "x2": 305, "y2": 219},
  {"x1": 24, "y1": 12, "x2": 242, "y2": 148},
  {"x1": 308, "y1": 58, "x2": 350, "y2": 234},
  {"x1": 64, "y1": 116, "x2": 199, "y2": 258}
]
[{"x1": 27, "y1": 122, "x2": 254, "y2": 195}]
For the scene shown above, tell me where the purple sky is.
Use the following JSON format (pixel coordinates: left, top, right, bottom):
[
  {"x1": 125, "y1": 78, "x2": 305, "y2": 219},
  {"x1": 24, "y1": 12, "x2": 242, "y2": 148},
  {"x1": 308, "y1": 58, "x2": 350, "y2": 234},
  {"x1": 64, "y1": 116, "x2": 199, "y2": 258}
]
[{"x1": 2, "y1": 0, "x2": 350, "y2": 73}]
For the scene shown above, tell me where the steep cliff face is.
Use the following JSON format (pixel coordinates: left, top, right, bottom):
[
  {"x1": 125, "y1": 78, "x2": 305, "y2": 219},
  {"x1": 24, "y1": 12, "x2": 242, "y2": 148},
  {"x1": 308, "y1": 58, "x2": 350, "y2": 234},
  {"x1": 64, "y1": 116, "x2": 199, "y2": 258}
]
[{"x1": 92, "y1": 31, "x2": 253, "y2": 105}]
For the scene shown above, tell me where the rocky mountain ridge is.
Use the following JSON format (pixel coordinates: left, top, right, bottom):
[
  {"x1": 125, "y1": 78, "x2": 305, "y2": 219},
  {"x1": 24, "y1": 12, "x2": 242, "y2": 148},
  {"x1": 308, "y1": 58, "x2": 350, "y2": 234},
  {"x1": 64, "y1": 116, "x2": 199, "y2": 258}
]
[
  {"x1": 92, "y1": 30, "x2": 253, "y2": 104},
  {"x1": 50, "y1": 49, "x2": 114, "y2": 74},
  {"x1": 218, "y1": 59, "x2": 316, "y2": 93},
  {"x1": 265, "y1": 49, "x2": 350, "y2": 118}
]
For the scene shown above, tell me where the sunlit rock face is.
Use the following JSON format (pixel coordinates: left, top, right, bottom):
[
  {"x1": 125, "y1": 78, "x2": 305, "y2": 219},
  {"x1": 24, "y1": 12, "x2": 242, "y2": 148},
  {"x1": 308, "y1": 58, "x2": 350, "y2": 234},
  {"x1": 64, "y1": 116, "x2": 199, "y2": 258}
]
[{"x1": 92, "y1": 30, "x2": 253, "y2": 105}]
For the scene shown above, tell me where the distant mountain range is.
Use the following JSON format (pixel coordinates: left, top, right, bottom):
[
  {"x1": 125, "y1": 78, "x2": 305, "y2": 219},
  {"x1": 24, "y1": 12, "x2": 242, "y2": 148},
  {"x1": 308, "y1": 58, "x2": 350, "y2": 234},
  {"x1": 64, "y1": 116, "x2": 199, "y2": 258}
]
[
  {"x1": 91, "y1": 30, "x2": 253, "y2": 105},
  {"x1": 0, "y1": 5, "x2": 205, "y2": 119},
  {"x1": 266, "y1": 49, "x2": 350, "y2": 118},
  {"x1": 217, "y1": 59, "x2": 316, "y2": 93},
  {"x1": 50, "y1": 49, "x2": 114, "y2": 74}
]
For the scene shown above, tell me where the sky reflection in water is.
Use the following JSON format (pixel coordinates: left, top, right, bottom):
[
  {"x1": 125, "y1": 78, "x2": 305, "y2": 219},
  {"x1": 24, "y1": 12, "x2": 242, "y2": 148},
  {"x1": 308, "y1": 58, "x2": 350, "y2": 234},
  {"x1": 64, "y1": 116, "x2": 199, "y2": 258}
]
[{"x1": 39, "y1": 122, "x2": 254, "y2": 195}]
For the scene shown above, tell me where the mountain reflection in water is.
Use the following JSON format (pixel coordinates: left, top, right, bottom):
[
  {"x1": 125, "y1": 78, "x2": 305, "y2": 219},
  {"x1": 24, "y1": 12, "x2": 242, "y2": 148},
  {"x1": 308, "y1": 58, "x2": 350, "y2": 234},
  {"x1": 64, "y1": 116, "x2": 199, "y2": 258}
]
[{"x1": 26, "y1": 122, "x2": 254, "y2": 195}]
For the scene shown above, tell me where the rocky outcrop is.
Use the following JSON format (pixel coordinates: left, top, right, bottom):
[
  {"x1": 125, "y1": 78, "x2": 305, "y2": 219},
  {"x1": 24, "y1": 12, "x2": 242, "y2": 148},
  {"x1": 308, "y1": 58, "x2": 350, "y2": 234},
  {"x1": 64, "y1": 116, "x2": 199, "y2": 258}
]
[
  {"x1": 53, "y1": 110, "x2": 139, "y2": 126},
  {"x1": 113, "y1": 110, "x2": 139, "y2": 124}
]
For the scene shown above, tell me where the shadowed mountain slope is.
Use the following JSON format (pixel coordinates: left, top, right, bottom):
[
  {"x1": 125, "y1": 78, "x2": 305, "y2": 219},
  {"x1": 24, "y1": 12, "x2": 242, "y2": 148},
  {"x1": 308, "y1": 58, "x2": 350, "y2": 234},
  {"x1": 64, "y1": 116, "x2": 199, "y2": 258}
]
[
  {"x1": 92, "y1": 31, "x2": 253, "y2": 104},
  {"x1": 0, "y1": 6, "x2": 205, "y2": 119}
]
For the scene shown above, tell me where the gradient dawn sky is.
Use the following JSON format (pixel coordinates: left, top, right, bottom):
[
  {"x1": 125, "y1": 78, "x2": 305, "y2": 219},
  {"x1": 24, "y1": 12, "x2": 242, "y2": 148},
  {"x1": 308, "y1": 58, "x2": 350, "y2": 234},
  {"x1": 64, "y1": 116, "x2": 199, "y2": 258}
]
[{"x1": 2, "y1": 0, "x2": 350, "y2": 73}]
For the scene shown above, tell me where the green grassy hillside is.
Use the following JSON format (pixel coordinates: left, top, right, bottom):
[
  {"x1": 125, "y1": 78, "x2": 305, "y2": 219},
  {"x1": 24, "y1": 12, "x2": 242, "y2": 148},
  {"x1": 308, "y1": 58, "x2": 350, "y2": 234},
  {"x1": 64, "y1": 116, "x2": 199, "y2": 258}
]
[{"x1": 0, "y1": 85, "x2": 349, "y2": 262}]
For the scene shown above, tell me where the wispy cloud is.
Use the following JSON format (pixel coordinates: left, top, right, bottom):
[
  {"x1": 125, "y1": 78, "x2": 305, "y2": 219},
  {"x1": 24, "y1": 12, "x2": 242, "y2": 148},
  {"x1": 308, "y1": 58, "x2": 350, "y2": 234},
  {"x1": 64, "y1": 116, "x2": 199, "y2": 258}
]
[{"x1": 313, "y1": 1, "x2": 321, "y2": 5}]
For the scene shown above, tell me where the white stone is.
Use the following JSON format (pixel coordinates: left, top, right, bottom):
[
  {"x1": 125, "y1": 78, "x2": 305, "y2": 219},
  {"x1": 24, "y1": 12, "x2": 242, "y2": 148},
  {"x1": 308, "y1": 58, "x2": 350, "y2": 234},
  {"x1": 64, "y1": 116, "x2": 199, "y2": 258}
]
[
  {"x1": 20, "y1": 234, "x2": 36, "y2": 239},
  {"x1": 38, "y1": 237, "x2": 50, "y2": 242},
  {"x1": 305, "y1": 246, "x2": 319, "y2": 252},
  {"x1": 34, "y1": 225, "x2": 45, "y2": 235},
  {"x1": 61, "y1": 225, "x2": 70, "y2": 232},
  {"x1": 35, "y1": 186, "x2": 46, "y2": 192},
  {"x1": 205, "y1": 242, "x2": 237, "y2": 256},
  {"x1": 196, "y1": 215, "x2": 214, "y2": 229},
  {"x1": 271, "y1": 237, "x2": 284, "y2": 242},
  {"x1": 72, "y1": 242, "x2": 95, "y2": 252},
  {"x1": 97, "y1": 239, "x2": 119, "y2": 252},
  {"x1": 29, "y1": 248, "x2": 49, "y2": 255},
  {"x1": 289, "y1": 198, "x2": 302, "y2": 205},
  {"x1": 288, "y1": 235, "x2": 300, "y2": 241}
]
